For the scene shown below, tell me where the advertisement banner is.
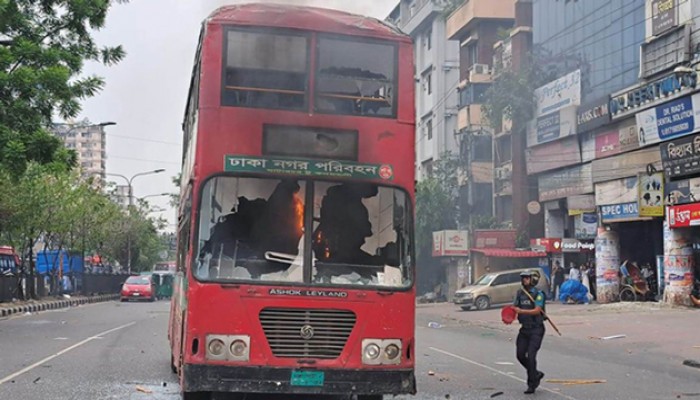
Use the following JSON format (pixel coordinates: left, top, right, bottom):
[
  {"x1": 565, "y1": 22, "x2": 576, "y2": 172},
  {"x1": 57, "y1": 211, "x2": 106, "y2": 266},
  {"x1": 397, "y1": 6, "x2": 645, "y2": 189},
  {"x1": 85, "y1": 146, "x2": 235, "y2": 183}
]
[
  {"x1": 600, "y1": 202, "x2": 640, "y2": 222},
  {"x1": 577, "y1": 96, "x2": 611, "y2": 133},
  {"x1": 534, "y1": 70, "x2": 581, "y2": 116},
  {"x1": 574, "y1": 213, "x2": 598, "y2": 239},
  {"x1": 595, "y1": 130, "x2": 620, "y2": 159},
  {"x1": 667, "y1": 203, "x2": 700, "y2": 228},
  {"x1": 526, "y1": 136, "x2": 581, "y2": 175},
  {"x1": 638, "y1": 172, "x2": 664, "y2": 217},
  {"x1": 595, "y1": 176, "x2": 638, "y2": 206},
  {"x1": 660, "y1": 133, "x2": 700, "y2": 180},
  {"x1": 567, "y1": 194, "x2": 596, "y2": 215},
  {"x1": 665, "y1": 177, "x2": 700, "y2": 205},
  {"x1": 592, "y1": 147, "x2": 661, "y2": 183},
  {"x1": 635, "y1": 93, "x2": 700, "y2": 147},
  {"x1": 561, "y1": 238, "x2": 595, "y2": 253},
  {"x1": 595, "y1": 229, "x2": 620, "y2": 303}
]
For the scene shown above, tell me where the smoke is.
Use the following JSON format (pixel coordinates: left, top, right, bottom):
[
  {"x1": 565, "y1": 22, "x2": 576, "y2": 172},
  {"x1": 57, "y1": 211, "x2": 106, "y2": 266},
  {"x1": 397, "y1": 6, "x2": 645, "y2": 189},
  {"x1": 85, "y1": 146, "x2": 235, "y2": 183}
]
[{"x1": 202, "y1": 0, "x2": 394, "y2": 19}]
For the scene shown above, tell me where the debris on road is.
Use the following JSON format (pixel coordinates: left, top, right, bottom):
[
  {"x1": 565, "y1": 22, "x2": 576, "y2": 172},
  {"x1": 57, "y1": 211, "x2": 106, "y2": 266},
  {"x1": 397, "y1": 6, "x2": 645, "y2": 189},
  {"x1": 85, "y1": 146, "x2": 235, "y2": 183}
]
[
  {"x1": 494, "y1": 361, "x2": 514, "y2": 366},
  {"x1": 428, "y1": 321, "x2": 442, "y2": 329},
  {"x1": 491, "y1": 391, "x2": 504, "y2": 398},
  {"x1": 428, "y1": 370, "x2": 436, "y2": 376},
  {"x1": 601, "y1": 334, "x2": 626, "y2": 340},
  {"x1": 32, "y1": 377, "x2": 40, "y2": 384},
  {"x1": 683, "y1": 359, "x2": 700, "y2": 369},
  {"x1": 135, "y1": 385, "x2": 153, "y2": 394},
  {"x1": 545, "y1": 379, "x2": 606, "y2": 385}
]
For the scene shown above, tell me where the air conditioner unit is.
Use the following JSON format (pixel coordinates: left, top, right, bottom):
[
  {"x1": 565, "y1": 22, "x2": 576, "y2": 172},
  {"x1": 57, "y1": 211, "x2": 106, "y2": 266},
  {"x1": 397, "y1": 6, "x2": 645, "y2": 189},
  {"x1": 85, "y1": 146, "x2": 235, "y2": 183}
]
[{"x1": 471, "y1": 63, "x2": 490, "y2": 75}]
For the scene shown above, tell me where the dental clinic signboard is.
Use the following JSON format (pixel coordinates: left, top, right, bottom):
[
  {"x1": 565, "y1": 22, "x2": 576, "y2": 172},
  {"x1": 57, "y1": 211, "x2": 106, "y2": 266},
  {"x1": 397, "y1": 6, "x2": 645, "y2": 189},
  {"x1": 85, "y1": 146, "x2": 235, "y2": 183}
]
[{"x1": 635, "y1": 92, "x2": 700, "y2": 147}]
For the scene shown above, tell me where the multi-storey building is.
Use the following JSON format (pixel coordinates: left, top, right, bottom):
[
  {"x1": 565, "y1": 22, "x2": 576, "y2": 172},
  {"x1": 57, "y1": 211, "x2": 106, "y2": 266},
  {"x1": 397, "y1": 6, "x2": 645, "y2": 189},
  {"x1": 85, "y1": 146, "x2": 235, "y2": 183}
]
[
  {"x1": 52, "y1": 122, "x2": 111, "y2": 181},
  {"x1": 446, "y1": 0, "x2": 516, "y2": 228},
  {"x1": 386, "y1": 0, "x2": 460, "y2": 180}
]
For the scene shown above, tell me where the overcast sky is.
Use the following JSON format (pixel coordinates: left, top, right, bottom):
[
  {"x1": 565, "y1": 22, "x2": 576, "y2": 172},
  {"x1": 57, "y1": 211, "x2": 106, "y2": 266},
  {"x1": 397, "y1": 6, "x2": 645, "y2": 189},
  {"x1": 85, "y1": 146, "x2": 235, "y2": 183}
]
[{"x1": 80, "y1": 0, "x2": 397, "y2": 232}]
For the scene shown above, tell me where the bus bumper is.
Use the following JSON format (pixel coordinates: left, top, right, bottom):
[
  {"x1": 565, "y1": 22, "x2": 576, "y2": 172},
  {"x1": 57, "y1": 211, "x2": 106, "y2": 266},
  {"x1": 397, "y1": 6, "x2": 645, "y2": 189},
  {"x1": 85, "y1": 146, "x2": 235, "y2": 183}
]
[{"x1": 183, "y1": 364, "x2": 417, "y2": 395}]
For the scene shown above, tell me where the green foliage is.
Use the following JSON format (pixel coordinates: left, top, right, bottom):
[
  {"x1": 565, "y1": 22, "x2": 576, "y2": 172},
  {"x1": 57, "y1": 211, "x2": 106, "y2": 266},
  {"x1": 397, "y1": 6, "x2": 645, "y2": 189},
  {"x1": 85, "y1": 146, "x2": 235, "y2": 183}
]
[
  {"x1": 415, "y1": 153, "x2": 459, "y2": 263},
  {"x1": 472, "y1": 214, "x2": 500, "y2": 230},
  {"x1": 0, "y1": 0, "x2": 126, "y2": 176},
  {"x1": 442, "y1": 0, "x2": 465, "y2": 17}
]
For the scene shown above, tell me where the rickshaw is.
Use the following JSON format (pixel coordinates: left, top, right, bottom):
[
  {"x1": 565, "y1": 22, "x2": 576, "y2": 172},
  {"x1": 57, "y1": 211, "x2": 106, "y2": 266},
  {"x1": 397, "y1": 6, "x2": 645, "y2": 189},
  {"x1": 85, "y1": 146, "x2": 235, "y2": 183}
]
[{"x1": 619, "y1": 261, "x2": 653, "y2": 302}]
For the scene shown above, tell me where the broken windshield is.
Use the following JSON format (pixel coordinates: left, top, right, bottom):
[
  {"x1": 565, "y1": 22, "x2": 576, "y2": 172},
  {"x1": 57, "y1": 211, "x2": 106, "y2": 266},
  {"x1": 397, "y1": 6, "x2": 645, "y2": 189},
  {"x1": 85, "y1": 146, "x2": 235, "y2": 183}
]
[{"x1": 195, "y1": 176, "x2": 412, "y2": 288}]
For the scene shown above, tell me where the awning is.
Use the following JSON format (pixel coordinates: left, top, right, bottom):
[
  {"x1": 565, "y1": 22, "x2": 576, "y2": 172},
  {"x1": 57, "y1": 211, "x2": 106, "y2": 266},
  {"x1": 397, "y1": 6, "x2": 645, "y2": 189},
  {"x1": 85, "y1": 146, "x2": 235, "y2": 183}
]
[{"x1": 470, "y1": 248, "x2": 547, "y2": 258}]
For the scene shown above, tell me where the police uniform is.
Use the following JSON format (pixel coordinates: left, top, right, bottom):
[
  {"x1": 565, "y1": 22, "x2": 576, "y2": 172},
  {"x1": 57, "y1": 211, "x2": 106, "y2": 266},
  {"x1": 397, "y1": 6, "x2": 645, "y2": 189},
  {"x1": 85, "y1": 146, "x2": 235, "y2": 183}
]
[{"x1": 513, "y1": 272, "x2": 546, "y2": 393}]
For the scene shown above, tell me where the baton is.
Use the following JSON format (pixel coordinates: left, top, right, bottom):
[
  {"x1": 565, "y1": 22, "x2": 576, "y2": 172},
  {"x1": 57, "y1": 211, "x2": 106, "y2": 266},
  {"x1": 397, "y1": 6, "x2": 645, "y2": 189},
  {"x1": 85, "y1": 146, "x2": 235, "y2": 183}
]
[{"x1": 521, "y1": 287, "x2": 562, "y2": 336}]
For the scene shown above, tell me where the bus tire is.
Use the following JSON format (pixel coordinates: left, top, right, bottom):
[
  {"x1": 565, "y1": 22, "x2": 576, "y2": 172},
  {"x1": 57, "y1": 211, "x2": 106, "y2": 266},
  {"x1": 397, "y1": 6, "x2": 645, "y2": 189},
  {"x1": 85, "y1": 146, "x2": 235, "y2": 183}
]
[{"x1": 182, "y1": 391, "x2": 210, "y2": 400}]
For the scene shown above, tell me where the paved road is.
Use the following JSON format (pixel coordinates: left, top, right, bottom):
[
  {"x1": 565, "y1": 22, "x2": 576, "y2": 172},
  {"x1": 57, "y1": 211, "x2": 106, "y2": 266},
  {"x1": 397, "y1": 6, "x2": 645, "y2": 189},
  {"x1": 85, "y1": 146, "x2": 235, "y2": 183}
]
[{"x1": 0, "y1": 301, "x2": 699, "y2": 399}]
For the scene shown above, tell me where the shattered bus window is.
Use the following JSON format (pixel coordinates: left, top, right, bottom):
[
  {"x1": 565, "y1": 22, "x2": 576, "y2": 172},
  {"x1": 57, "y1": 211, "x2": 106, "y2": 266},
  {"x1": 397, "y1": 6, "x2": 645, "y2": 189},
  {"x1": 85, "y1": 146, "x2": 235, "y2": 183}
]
[
  {"x1": 197, "y1": 177, "x2": 306, "y2": 283},
  {"x1": 315, "y1": 35, "x2": 396, "y2": 117},
  {"x1": 222, "y1": 29, "x2": 309, "y2": 110}
]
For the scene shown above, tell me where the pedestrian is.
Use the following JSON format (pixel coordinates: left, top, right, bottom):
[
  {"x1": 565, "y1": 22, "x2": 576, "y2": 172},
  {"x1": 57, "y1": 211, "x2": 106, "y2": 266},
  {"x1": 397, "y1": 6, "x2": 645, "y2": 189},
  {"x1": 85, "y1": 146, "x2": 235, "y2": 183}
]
[
  {"x1": 587, "y1": 261, "x2": 597, "y2": 300},
  {"x1": 568, "y1": 262, "x2": 580, "y2": 282},
  {"x1": 552, "y1": 261, "x2": 564, "y2": 301},
  {"x1": 513, "y1": 270, "x2": 546, "y2": 394}
]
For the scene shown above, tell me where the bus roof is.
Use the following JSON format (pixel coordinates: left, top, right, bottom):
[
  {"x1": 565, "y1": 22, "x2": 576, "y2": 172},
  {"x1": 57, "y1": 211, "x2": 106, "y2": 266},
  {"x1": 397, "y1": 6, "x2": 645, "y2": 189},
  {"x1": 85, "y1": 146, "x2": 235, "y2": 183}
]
[{"x1": 207, "y1": 3, "x2": 409, "y2": 42}]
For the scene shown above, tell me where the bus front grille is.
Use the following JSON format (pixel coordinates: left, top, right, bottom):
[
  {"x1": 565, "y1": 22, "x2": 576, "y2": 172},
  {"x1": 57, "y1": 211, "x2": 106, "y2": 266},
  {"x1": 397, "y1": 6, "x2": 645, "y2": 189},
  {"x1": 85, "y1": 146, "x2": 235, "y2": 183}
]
[{"x1": 259, "y1": 308, "x2": 356, "y2": 359}]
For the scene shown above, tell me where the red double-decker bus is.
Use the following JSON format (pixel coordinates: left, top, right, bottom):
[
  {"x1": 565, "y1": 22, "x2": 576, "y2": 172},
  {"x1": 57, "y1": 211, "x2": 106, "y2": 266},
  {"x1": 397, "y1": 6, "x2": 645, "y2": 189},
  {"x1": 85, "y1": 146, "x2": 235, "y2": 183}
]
[{"x1": 169, "y1": 4, "x2": 416, "y2": 399}]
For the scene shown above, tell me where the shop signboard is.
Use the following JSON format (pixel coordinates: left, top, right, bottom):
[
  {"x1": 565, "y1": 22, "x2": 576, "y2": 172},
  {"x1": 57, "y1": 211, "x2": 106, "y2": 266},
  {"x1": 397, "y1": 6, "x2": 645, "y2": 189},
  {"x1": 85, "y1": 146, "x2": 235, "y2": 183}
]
[
  {"x1": 577, "y1": 95, "x2": 611, "y2": 133},
  {"x1": 638, "y1": 172, "x2": 664, "y2": 217},
  {"x1": 635, "y1": 92, "x2": 700, "y2": 147},
  {"x1": 593, "y1": 119, "x2": 640, "y2": 160},
  {"x1": 667, "y1": 203, "x2": 700, "y2": 228},
  {"x1": 665, "y1": 177, "x2": 700, "y2": 205},
  {"x1": 473, "y1": 230, "x2": 516, "y2": 249},
  {"x1": 527, "y1": 106, "x2": 578, "y2": 147},
  {"x1": 659, "y1": 133, "x2": 700, "y2": 180},
  {"x1": 561, "y1": 238, "x2": 595, "y2": 253},
  {"x1": 610, "y1": 71, "x2": 698, "y2": 119},
  {"x1": 592, "y1": 147, "x2": 661, "y2": 183},
  {"x1": 526, "y1": 136, "x2": 581, "y2": 174},
  {"x1": 600, "y1": 202, "x2": 640, "y2": 222},
  {"x1": 567, "y1": 194, "x2": 596, "y2": 215},
  {"x1": 530, "y1": 238, "x2": 562, "y2": 253},
  {"x1": 534, "y1": 69, "x2": 581, "y2": 116},
  {"x1": 538, "y1": 163, "x2": 593, "y2": 202},
  {"x1": 595, "y1": 177, "x2": 638, "y2": 206},
  {"x1": 574, "y1": 213, "x2": 598, "y2": 239},
  {"x1": 581, "y1": 132, "x2": 596, "y2": 162},
  {"x1": 651, "y1": 0, "x2": 677, "y2": 37},
  {"x1": 432, "y1": 230, "x2": 469, "y2": 257}
]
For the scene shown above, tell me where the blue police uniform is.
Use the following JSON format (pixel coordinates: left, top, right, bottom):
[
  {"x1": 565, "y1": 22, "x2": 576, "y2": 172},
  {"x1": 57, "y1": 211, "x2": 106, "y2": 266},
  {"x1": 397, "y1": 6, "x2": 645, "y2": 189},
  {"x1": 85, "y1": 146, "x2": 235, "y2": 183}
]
[{"x1": 513, "y1": 274, "x2": 546, "y2": 393}]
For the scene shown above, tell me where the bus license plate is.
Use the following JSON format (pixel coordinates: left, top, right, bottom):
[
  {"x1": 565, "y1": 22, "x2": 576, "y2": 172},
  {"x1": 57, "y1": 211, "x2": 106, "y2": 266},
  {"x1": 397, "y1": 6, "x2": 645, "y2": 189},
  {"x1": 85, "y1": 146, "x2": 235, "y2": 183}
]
[{"x1": 290, "y1": 370, "x2": 324, "y2": 387}]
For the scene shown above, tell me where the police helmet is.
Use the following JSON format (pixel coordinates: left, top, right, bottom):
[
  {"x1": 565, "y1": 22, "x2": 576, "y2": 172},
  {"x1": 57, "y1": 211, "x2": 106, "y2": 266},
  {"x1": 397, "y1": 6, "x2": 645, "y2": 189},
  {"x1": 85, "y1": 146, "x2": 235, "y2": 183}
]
[{"x1": 520, "y1": 269, "x2": 540, "y2": 285}]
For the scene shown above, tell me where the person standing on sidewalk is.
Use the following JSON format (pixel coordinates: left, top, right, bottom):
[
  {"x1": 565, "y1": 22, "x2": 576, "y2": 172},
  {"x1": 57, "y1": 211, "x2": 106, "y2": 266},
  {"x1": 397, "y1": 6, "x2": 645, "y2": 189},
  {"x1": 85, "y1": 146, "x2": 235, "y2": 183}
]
[
  {"x1": 552, "y1": 261, "x2": 564, "y2": 301},
  {"x1": 513, "y1": 270, "x2": 546, "y2": 394}
]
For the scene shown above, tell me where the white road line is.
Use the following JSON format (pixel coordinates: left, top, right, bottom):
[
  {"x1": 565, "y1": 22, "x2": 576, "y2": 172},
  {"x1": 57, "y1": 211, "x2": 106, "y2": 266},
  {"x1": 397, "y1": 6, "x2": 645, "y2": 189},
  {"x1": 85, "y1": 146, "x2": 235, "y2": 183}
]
[
  {"x1": 0, "y1": 321, "x2": 136, "y2": 386},
  {"x1": 429, "y1": 346, "x2": 580, "y2": 400}
]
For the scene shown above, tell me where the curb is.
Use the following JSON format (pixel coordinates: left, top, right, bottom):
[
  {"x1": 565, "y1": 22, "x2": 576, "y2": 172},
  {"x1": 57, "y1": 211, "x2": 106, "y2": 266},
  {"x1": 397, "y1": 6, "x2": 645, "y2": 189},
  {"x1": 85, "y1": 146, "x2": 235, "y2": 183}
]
[{"x1": 0, "y1": 294, "x2": 119, "y2": 318}]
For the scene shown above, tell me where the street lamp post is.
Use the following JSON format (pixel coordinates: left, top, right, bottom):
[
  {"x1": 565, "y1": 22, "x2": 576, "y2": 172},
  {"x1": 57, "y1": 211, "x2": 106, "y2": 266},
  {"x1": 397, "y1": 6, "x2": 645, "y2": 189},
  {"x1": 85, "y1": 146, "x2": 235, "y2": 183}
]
[{"x1": 106, "y1": 169, "x2": 166, "y2": 273}]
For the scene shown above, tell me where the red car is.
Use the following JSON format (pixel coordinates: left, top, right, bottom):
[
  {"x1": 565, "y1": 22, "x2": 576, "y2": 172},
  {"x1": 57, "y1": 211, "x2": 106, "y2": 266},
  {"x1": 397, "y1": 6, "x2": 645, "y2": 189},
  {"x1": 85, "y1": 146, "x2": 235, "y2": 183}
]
[{"x1": 120, "y1": 275, "x2": 156, "y2": 302}]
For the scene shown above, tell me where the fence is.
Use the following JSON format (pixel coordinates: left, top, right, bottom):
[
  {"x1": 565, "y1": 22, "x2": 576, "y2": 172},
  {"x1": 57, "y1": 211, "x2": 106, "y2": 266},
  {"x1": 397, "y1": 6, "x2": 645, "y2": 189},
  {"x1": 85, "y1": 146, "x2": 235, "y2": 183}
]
[{"x1": 0, "y1": 273, "x2": 129, "y2": 303}]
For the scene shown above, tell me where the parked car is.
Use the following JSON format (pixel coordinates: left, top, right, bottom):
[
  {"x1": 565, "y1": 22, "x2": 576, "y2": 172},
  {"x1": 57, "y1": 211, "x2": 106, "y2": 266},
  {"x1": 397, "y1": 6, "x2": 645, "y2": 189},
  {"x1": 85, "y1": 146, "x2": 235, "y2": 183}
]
[
  {"x1": 453, "y1": 267, "x2": 549, "y2": 311},
  {"x1": 120, "y1": 275, "x2": 156, "y2": 302}
]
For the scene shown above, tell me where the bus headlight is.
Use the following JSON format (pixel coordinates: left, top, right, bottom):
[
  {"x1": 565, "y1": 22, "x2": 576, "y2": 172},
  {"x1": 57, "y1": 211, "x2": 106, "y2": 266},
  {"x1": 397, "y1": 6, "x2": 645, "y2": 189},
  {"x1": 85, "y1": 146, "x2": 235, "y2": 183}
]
[
  {"x1": 385, "y1": 344, "x2": 400, "y2": 360},
  {"x1": 364, "y1": 343, "x2": 381, "y2": 360},
  {"x1": 206, "y1": 335, "x2": 250, "y2": 361},
  {"x1": 362, "y1": 339, "x2": 402, "y2": 365},
  {"x1": 207, "y1": 338, "x2": 225, "y2": 358}
]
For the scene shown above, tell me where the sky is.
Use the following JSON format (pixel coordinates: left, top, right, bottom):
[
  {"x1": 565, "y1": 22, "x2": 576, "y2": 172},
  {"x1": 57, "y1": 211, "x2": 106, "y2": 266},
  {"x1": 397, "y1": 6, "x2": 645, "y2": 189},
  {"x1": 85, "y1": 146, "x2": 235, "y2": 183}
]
[{"x1": 80, "y1": 0, "x2": 397, "y2": 232}]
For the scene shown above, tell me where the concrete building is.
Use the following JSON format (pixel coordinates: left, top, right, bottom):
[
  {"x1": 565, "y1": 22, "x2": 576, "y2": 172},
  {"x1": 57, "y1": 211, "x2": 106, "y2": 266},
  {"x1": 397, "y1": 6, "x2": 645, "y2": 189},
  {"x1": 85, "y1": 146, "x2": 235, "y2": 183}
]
[
  {"x1": 446, "y1": 0, "x2": 516, "y2": 228},
  {"x1": 386, "y1": 0, "x2": 460, "y2": 180},
  {"x1": 52, "y1": 122, "x2": 111, "y2": 181}
]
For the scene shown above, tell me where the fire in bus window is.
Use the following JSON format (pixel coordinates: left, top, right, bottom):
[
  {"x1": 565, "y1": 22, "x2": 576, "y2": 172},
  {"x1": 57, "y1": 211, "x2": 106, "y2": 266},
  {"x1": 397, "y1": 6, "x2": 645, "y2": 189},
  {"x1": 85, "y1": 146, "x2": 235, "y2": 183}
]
[
  {"x1": 222, "y1": 29, "x2": 309, "y2": 110},
  {"x1": 315, "y1": 36, "x2": 396, "y2": 117},
  {"x1": 197, "y1": 177, "x2": 307, "y2": 283},
  {"x1": 311, "y1": 183, "x2": 411, "y2": 287}
]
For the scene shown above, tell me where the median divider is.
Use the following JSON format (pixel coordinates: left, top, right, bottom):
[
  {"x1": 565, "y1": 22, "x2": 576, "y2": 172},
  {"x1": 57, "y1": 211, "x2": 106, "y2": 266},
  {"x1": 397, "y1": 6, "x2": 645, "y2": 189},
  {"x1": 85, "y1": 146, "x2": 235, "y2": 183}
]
[{"x1": 0, "y1": 294, "x2": 119, "y2": 318}]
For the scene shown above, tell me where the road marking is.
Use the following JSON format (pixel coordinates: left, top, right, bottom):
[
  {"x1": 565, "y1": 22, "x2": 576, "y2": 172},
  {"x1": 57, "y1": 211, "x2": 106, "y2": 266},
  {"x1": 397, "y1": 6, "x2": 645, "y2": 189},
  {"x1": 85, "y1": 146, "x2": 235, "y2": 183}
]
[
  {"x1": 0, "y1": 321, "x2": 136, "y2": 386},
  {"x1": 429, "y1": 347, "x2": 580, "y2": 400}
]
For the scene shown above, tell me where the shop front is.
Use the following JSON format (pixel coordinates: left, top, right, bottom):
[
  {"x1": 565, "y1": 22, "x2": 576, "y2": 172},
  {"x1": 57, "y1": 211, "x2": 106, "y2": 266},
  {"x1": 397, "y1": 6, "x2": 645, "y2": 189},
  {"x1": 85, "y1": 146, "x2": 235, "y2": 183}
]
[{"x1": 469, "y1": 230, "x2": 547, "y2": 282}]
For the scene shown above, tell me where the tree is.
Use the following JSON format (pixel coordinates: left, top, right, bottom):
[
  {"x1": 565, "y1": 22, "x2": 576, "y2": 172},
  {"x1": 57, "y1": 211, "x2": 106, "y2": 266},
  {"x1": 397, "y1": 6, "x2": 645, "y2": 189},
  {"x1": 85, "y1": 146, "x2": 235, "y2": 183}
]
[{"x1": 0, "y1": 0, "x2": 126, "y2": 176}]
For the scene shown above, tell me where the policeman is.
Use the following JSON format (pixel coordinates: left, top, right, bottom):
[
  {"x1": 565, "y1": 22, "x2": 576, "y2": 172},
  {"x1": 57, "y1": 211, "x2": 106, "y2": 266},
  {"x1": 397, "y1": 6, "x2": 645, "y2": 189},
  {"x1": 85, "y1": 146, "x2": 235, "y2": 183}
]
[{"x1": 513, "y1": 270, "x2": 546, "y2": 394}]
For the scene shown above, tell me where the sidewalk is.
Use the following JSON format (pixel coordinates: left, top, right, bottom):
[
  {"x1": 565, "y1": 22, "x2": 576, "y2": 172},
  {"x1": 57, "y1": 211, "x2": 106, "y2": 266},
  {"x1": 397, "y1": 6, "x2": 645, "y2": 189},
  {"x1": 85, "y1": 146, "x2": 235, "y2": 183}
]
[
  {"x1": 0, "y1": 294, "x2": 119, "y2": 318},
  {"x1": 418, "y1": 301, "x2": 700, "y2": 358}
]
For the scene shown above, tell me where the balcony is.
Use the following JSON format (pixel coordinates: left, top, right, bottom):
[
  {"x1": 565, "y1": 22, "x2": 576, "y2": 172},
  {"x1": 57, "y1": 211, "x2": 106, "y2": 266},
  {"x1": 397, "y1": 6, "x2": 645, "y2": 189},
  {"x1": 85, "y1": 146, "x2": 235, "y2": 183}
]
[
  {"x1": 402, "y1": 0, "x2": 442, "y2": 35},
  {"x1": 457, "y1": 104, "x2": 487, "y2": 132},
  {"x1": 447, "y1": 0, "x2": 516, "y2": 40}
]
